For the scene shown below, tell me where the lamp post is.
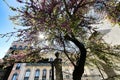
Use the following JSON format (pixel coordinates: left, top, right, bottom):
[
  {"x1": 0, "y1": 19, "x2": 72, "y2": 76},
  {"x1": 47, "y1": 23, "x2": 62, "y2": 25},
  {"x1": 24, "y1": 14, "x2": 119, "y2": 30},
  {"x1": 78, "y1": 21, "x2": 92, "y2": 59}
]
[{"x1": 51, "y1": 61, "x2": 54, "y2": 80}]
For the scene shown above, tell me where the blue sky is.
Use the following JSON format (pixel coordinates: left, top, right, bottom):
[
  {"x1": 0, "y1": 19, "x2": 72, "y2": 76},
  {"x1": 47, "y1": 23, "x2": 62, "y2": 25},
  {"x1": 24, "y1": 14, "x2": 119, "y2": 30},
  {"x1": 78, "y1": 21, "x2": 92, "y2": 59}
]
[{"x1": 0, "y1": 0, "x2": 20, "y2": 59}]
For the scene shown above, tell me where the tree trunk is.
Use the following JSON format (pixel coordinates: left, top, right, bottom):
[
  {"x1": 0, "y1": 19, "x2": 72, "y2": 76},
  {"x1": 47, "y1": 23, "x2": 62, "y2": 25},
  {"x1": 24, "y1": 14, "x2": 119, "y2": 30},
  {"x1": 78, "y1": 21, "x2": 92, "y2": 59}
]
[{"x1": 65, "y1": 34, "x2": 87, "y2": 80}]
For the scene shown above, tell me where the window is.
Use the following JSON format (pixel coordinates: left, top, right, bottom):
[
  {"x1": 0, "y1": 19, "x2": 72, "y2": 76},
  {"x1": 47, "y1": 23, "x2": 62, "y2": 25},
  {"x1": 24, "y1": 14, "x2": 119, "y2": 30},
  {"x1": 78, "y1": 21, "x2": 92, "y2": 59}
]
[
  {"x1": 66, "y1": 75, "x2": 70, "y2": 79},
  {"x1": 12, "y1": 73, "x2": 18, "y2": 80},
  {"x1": 16, "y1": 63, "x2": 21, "y2": 70},
  {"x1": 42, "y1": 69, "x2": 47, "y2": 80},
  {"x1": 65, "y1": 69, "x2": 70, "y2": 79},
  {"x1": 24, "y1": 69, "x2": 30, "y2": 80},
  {"x1": 49, "y1": 69, "x2": 52, "y2": 80},
  {"x1": 24, "y1": 46, "x2": 28, "y2": 49},
  {"x1": 19, "y1": 45, "x2": 23, "y2": 50},
  {"x1": 34, "y1": 69, "x2": 40, "y2": 80},
  {"x1": 50, "y1": 58, "x2": 53, "y2": 61},
  {"x1": 12, "y1": 45, "x2": 17, "y2": 50},
  {"x1": 30, "y1": 46, "x2": 33, "y2": 49}
]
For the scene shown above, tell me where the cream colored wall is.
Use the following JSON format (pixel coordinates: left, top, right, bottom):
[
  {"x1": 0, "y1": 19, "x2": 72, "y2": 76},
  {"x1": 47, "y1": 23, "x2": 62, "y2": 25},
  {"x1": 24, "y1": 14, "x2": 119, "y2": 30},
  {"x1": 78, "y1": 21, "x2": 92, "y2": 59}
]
[
  {"x1": 5, "y1": 41, "x2": 30, "y2": 56},
  {"x1": 11, "y1": 41, "x2": 30, "y2": 48},
  {"x1": 18, "y1": 63, "x2": 26, "y2": 80},
  {"x1": 8, "y1": 63, "x2": 21, "y2": 80},
  {"x1": 18, "y1": 63, "x2": 53, "y2": 80},
  {"x1": 8, "y1": 62, "x2": 103, "y2": 80},
  {"x1": 8, "y1": 63, "x2": 74, "y2": 80}
]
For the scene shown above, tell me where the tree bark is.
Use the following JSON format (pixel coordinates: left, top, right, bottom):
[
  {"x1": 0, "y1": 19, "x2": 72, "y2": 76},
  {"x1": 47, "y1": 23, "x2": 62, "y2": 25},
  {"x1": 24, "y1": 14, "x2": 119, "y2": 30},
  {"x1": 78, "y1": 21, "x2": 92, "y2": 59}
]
[{"x1": 65, "y1": 34, "x2": 87, "y2": 80}]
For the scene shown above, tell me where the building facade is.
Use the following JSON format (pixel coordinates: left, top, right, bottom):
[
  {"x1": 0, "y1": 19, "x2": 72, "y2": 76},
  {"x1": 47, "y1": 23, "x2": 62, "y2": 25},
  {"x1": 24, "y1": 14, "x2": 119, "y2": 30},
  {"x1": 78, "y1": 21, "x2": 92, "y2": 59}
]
[
  {"x1": 8, "y1": 62, "x2": 74, "y2": 80},
  {"x1": 7, "y1": 61, "x2": 103, "y2": 80},
  {"x1": 6, "y1": 41, "x2": 103, "y2": 80}
]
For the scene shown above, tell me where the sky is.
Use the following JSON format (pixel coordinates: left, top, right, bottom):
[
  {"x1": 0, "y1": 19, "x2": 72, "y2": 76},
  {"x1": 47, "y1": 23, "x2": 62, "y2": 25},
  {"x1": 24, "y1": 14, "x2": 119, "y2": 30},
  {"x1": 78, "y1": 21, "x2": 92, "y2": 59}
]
[
  {"x1": 0, "y1": 0, "x2": 20, "y2": 59},
  {"x1": 0, "y1": 0, "x2": 120, "y2": 59}
]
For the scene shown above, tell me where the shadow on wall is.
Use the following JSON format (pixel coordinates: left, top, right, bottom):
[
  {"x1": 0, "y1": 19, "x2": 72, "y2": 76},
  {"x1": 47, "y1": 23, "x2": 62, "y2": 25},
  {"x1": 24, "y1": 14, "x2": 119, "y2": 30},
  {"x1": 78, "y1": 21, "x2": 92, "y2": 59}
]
[{"x1": 2, "y1": 65, "x2": 13, "y2": 80}]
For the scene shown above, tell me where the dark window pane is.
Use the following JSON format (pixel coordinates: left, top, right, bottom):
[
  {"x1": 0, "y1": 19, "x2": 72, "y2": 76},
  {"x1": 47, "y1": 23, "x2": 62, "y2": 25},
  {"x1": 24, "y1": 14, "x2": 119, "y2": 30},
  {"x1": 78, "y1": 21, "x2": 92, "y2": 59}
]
[
  {"x1": 34, "y1": 69, "x2": 40, "y2": 80},
  {"x1": 66, "y1": 75, "x2": 70, "y2": 79},
  {"x1": 42, "y1": 69, "x2": 47, "y2": 80},
  {"x1": 12, "y1": 73, "x2": 18, "y2": 80},
  {"x1": 24, "y1": 46, "x2": 28, "y2": 49},
  {"x1": 50, "y1": 58, "x2": 53, "y2": 61},
  {"x1": 49, "y1": 69, "x2": 52, "y2": 80},
  {"x1": 24, "y1": 77, "x2": 29, "y2": 80},
  {"x1": 34, "y1": 77, "x2": 39, "y2": 80},
  {"x1": 16, "y1": 63, "x2": 21, "y2": 70},
  {"x1": 19, "y1": 45, "x2": 23, "y2": 50},
  {"x1": 35, "y1": 69, "x2": 40, "y2": 77},
  {"x1": 12, "y1": 45, "x2": 17, "y2": 50},
  {"x1": 24, "y1": 69, "x2": 30, "y2": 80}
]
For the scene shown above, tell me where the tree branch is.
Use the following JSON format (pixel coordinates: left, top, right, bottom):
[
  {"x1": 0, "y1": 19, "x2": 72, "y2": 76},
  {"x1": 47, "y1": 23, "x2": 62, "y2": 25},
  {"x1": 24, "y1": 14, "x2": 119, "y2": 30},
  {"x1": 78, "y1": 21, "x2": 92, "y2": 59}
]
[
  {"x1": 73, "y1": 1, "x2": 95, "y2": 15},
  {"x1": 62, "y1": 40, "x2": 76, "y2": 67},
  {"x1": 63, "y1": 0, "x2": 72, "y2": 18}
]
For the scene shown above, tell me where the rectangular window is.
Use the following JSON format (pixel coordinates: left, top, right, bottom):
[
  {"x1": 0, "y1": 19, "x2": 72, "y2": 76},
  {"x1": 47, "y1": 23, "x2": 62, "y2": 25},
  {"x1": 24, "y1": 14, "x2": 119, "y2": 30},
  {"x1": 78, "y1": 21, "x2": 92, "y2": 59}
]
[
  {"x1": 12, "y1": 73, "x2": 18, "y2": 80},
  {"x1": 42, "y1": 69, "x2": 47, "y2": 80},
  {"x1": 16, "y1": 63, "x2": 21, "y2": 70},
  {"x1": 24, "y1": 69, "x2": 30, "y2": 80},
  {"x1": 34, "y1": 70, "x2": 40, "y2": 80}
]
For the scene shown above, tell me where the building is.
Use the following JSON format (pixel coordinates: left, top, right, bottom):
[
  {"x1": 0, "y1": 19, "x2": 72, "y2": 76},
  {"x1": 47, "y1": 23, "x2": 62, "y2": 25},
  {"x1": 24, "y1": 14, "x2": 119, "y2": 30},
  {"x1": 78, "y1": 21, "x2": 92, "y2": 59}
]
[
  {"x1": 5, "y1": 41, "x2": 103, "y2": 80},
  {"x1": 7, "y1": 62, "x2": 73, "y2": 80},
  {"x1": 7, "y1": 62, "x2": 103, "y2": 80}
]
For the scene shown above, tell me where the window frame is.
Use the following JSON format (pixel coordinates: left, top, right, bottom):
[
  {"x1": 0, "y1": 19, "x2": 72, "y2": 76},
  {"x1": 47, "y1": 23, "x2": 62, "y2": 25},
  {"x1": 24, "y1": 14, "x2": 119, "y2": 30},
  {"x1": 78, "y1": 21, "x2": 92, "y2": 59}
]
[
  {"x1": 18, "y1": 45, "x2": 23, "y2": 50},
  {"x1": 24, "y1": 69, "x2": 31, "y2": 80},
  {"x1": 16, "y1": 63, "x2": 21, "y2": 70},
  {"x1": 42, "y1": 69, "x2": 47, "y2": 80},
  {"x1": 49, "y1": 58, "x2": 53, "y2": 61},
  {"x1": 12, "y1": 73, "x2": 18, "y2": 80},
  {"x1": 34, "y1": 69, "x2": 40, "y2": 80},
  {"x1": 12, "y1": 45, "x2": 17, "y2": 50}
]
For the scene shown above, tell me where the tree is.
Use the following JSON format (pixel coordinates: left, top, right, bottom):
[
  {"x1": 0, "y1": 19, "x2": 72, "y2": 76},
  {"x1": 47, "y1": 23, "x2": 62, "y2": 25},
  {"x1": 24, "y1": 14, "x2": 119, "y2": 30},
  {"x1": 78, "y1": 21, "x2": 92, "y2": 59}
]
[
  {"x1": 86, "y1": 38, "x2": 120, "y2": 80},
  {"x1": 2, "y1": 0, "x2": 120, "y2": 80}
]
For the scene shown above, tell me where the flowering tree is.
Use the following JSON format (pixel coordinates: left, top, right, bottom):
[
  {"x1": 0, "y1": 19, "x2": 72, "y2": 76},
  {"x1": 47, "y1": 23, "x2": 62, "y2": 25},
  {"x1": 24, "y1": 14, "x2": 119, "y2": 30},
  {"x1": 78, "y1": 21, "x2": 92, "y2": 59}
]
[{"x1": 2, "y1": 0, "x2": 120, "y2": 80}]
